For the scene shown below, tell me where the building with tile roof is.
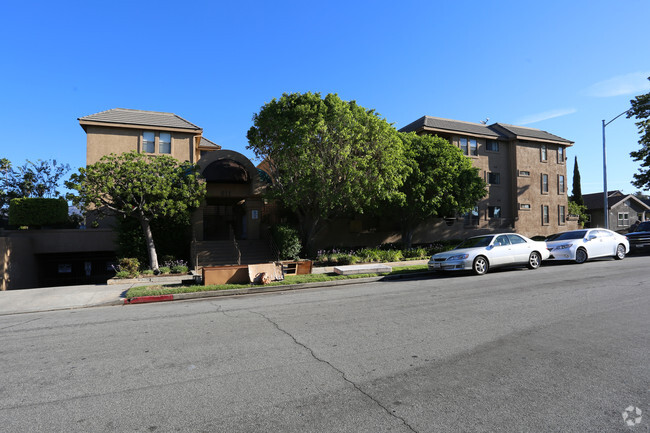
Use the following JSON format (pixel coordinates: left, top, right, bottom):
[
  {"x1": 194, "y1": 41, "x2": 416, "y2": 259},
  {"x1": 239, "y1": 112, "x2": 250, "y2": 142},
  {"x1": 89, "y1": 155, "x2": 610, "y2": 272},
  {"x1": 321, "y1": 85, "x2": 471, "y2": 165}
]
[{"x1": 399, "y1": 116, "x2": 577, "y2": 237}]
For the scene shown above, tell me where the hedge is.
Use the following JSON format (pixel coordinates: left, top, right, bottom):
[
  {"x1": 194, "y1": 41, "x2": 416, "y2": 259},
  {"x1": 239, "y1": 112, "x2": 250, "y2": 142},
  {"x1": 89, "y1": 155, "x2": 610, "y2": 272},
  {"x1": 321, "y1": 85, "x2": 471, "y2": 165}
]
[{"x1": 8, "y1": 198, "x2": 68, "y2": 227}]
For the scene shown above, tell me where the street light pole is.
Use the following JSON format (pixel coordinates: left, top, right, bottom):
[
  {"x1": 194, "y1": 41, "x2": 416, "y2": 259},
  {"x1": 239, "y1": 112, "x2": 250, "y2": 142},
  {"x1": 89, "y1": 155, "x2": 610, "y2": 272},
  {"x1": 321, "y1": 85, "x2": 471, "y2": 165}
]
[{"x1": 602, "y1": 108, "x2": 633, "y2": 229}]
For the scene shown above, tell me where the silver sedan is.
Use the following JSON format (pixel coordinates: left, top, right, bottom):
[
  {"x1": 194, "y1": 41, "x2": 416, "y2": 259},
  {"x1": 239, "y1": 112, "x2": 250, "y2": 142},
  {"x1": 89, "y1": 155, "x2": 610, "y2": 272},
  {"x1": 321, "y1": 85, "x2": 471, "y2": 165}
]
[
  {"x1": 428, "y1": 233, "x2": 550, "y2": 275},
  {"x1": 545, "y1": 229, "x2": 629, "y2": 264}
]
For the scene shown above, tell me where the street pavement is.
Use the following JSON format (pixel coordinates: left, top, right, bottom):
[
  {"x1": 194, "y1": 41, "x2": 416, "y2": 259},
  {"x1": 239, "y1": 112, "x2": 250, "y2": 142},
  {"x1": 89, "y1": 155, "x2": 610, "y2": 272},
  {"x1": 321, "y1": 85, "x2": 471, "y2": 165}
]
[{"x1": 0, "y1": 256, "x2": 648, "y2": 432}]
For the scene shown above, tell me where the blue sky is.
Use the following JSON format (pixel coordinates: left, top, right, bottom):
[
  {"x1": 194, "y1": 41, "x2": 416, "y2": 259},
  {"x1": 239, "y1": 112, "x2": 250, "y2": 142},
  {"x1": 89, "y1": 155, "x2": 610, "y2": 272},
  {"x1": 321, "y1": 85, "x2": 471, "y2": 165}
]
[{"x1": 2, "y1": 0, "x2": 649, "y2": 195}]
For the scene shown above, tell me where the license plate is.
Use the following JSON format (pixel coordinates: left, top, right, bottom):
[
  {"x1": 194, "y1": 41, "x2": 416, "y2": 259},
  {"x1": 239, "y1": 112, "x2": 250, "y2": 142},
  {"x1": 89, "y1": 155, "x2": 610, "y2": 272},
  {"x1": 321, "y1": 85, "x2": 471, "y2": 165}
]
[{"x1": 433, "y1": 263, "x2": 441, "y2": 268}]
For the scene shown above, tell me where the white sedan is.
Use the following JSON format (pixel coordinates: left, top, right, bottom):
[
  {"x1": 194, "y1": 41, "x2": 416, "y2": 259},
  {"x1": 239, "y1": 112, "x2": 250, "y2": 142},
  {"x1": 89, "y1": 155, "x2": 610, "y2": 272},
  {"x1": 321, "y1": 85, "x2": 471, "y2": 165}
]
[
  {"x1": 545, "y1": 229, "x2": 629, "y2": 264},
  {"x1": 428, "y1": 233, "x2": 550, "y2": 275}
]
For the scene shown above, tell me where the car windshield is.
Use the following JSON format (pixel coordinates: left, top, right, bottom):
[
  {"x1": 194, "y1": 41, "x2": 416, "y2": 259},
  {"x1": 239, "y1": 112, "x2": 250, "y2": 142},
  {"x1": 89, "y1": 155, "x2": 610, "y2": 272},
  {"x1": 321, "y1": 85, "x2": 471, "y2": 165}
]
[
  {"x1": 455, "y1": 236, "x2": 494, "y2": 249},
  {"x1": 634, "y1": 221, "x2": 650, "y2": 232},
  {"x1": 548, "y1": 230, "x2": 587, "y2": 241}
]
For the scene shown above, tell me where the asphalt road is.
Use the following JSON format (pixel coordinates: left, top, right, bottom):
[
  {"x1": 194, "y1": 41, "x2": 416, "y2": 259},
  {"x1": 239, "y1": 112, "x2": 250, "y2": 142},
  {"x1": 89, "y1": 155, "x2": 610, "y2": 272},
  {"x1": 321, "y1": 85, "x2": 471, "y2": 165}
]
[{"x1": 1, "y1": 256, "x2": 648, "y2": 432}]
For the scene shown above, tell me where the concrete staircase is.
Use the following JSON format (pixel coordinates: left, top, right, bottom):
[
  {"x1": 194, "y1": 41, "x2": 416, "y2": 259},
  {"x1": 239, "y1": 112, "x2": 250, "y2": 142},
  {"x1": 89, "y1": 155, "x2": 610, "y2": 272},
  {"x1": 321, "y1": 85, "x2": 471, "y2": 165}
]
[{"x1": 193, "y1": 239, "x2": 277, "y2": 267}]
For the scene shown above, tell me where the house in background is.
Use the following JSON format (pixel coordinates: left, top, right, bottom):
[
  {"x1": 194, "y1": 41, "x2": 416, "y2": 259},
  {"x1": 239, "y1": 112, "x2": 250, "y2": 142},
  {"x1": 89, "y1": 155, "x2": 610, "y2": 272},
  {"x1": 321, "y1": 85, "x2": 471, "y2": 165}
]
[
  {"x1": 582, "y1": 191, "x2": 650, "y2": 231},
  {"x1": 397, "y1": 116, "x2": 578, "y2": 240}
]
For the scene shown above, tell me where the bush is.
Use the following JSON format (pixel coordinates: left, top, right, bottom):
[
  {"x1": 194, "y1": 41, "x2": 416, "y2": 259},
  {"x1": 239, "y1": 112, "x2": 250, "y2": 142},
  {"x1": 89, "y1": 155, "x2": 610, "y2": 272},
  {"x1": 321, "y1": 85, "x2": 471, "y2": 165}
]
[
  {"x1": 114, "y1": 270, "x2": 131, "y2": 279},
  {"x1": 141, "y1": 269, "x2": 155, "y2": 276},
  {"x1": 158, "y1": 266, "x2": 171, "y2": 274},
  {"x1": 8, "y1": 198, "x2": 68, "y2": 227},
  {"x1": 116, "y1": 257, "x2": 140, "y2": 277},
  {"x1": 271, "y1": 225, "x2": 302, "y2": 260}
]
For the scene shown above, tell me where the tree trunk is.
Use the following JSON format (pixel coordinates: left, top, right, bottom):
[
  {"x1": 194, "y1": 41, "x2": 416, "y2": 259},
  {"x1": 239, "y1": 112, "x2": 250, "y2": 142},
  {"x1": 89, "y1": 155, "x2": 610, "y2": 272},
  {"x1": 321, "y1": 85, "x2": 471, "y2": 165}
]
[
  {"x1": 298, "y1": 212, "x2": 320, "y2": 258},
  {"x1": 401, "y1": 217, "x2": 414, "y2": 249},
  {"x1": 139, "y1": 216, "x2": 159, "y2": 271}
]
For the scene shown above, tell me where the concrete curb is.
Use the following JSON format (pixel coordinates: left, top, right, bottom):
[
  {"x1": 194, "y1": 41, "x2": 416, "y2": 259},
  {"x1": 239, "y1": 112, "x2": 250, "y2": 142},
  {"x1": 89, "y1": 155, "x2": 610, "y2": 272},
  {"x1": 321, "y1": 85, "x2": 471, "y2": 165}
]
[{"x1": 123, "y1": 271, "x2": 434, "y2": 305}]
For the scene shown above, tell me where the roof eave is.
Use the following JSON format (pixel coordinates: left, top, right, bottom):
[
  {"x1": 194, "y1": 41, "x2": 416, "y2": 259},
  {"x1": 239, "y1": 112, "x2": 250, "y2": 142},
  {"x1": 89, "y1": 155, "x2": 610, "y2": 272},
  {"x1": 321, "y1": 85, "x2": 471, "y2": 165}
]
[{"x1": 78, "y1": 119, "x2": 203, "y2": 134}]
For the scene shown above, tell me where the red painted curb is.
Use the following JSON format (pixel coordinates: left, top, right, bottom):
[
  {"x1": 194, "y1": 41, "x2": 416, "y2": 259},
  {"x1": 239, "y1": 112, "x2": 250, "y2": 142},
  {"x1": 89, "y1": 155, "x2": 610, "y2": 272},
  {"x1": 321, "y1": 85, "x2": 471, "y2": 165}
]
[{"x1": 125, "y1": 294, "x2": 174, "y2": 305}]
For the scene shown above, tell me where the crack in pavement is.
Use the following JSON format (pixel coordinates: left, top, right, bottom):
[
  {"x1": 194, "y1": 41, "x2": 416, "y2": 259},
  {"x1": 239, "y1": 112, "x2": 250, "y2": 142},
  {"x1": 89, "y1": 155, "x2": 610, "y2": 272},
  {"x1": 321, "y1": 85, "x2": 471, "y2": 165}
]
[
  {"x1": 0, "y1": 317, "x2": 42, "y2": 331},
  {"x1": 250, "y1": 310, "x2": 418, "y2": 433}
]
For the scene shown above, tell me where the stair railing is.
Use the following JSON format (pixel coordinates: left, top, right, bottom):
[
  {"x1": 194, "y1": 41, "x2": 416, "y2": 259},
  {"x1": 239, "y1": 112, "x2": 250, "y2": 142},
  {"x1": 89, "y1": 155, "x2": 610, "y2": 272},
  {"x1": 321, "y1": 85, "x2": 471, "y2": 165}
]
[{"x1": 230, "y1": 225, "x2": 241, "y2": 265}]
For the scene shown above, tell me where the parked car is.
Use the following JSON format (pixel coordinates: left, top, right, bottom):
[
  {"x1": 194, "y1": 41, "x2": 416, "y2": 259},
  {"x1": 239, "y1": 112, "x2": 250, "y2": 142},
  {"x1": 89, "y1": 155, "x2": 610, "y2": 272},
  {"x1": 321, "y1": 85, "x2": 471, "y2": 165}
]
[
  {"x1": 428, "y1": 233, "x2": 550, "y2": 275},
  {"x1": 625, "y1": 221, "x2": 650, "y2": 253},
  {"x1": 545, "y1": 229, "x2": 629, "y2": 264}
]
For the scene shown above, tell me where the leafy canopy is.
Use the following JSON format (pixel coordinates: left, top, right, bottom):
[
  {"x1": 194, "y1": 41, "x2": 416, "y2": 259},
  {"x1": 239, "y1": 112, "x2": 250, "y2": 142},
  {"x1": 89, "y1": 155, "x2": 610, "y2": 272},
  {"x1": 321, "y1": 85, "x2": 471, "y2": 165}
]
[
  {"x1": 66, "y1": 151, "x2": 205, "y2": 223},
  {"x1": 1, "y1": 158, "x2": 70, "y2": 214},
  {"x1": 247, "y1": 92, "x2": 406, "y2": 250},
  {"x1": 394, "y1": 133, "x2": 487, "y2": 246},
  {"x1": 628, "y1": 76, "x2": 650, "y2": 190},
  {"x1": 66, "y1": 152, "x2": 206, "y2": 270}
]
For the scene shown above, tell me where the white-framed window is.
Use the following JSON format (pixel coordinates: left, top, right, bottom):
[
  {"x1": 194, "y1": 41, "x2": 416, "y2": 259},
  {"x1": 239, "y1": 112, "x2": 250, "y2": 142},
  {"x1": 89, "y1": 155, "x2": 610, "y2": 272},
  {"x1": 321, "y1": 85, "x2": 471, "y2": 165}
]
[
  {"x1": 558, "y1": 175, "x2": 565, "y2": 193},
  {"x1": 159, "y1": 132, "x2": 171, "y2": 154},
  {"x1": 459, "y1": 137, "x2": 477, "y2": 156},
  {"x1": 488, "y1": 206, "x2": 501, "y2": 218},
  {"x1": 469, "y1": 138, "x2": 478, "y2": 156},
  {"x1": 519, "y1": 203, "x2": 531, "y2": 210},
  {"x1": 486, "y1": 140, "x2": 500, "y2": 152},
  {"x1": 541, "y1": 144, "x2": 547, "y2": 161},
  {"x1": 559, "y1": 205, "x2": 566, "y2": 225},
  {"x1": 558, "y1": 146, "x2": 565, "y2": 163},
  {"x1": 488, "y1": 172, "x2": 500, "y2": 185},
  {"x1": 519, "y1": 170, "x2": 530, "y2": 177},
  {"x1": 618, "y1": 212, "x2": 630, "y2": 227},
  {"x1": 542, "y1": 205, "x2": 549, "y2": 225},
  {"x1": 541, "y1": 174, "x2": 549, "y2": 193},
  {"x1": 143, "y1": 131, "x2": 155, "y2": 153}
]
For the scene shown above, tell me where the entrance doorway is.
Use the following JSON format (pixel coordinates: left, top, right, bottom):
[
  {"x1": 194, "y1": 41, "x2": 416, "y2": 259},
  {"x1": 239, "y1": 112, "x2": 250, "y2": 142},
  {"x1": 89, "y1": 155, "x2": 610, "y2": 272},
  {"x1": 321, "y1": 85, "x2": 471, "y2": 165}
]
[{"x1": 203, "y1": 198, "x2": 247, "y2": 240}]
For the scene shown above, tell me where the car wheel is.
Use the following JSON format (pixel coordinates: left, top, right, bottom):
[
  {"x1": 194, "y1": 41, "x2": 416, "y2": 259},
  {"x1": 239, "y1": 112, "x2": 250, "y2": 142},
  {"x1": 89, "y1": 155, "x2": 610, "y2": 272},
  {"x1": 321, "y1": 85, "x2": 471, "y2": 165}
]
[
  {"x1": 614, "y1": 243, "x2": 626, "y2": 260},
  {"x1": 527, "y1": 251, "x2": 541, "y2": 269},
  {"x1": 473, "y1": 256, "x2": 489, "y2": 275},
  {"x1": 575, "y1": 248, "x2": 588, "y2": 264}
]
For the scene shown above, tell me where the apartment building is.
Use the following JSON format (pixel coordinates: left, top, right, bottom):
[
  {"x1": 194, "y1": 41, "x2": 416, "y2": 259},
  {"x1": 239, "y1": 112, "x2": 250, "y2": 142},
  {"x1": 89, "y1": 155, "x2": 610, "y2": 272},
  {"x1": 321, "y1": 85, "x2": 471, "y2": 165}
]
[{"x1": 399, "y1": 116, "x2": 577, "y2": 237}]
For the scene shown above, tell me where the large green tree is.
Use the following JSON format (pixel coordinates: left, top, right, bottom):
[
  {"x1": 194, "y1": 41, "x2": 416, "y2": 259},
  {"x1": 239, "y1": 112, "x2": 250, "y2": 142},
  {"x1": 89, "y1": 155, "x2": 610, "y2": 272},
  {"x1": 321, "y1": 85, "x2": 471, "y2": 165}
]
[
  {"x1": 628, "y1": 76, "x2": 650, "y2": 190},
  {"x1": 247, "y1": 92, "x2": 406, "y2": 253},
  {"x1": 570, "y1": 156, "x2": 583, "y2": 206},
  {"x1": 1, "y1": 158, "x2": 70, "y2": 215},
  {"x1": 66, "y1": 152, "x2": 206, "y2": 271},
  {"x1": 394, "y1": 133, "x2": 486, "y2": 248}
]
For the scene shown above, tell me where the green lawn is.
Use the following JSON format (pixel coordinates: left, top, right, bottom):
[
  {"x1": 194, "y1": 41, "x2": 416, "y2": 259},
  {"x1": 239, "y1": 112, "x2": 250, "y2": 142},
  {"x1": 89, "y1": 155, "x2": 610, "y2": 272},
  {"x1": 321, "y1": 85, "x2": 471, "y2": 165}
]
[{"x1": 125, "y1": 264, "x2": 430, "y2": 299}]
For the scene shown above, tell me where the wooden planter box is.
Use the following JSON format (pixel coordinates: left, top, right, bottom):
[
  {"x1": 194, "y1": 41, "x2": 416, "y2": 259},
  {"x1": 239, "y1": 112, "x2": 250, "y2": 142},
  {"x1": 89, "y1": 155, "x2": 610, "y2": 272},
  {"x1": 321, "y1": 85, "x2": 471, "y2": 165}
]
[{"x1": 281, "y1": 260, "x2": 313, "y2": 275}]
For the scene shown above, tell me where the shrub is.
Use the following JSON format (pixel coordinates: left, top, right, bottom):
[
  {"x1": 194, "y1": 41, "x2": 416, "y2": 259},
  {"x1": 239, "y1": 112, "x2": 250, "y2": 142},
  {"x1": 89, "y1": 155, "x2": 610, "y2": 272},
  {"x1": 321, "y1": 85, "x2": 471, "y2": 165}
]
[
  {"x1": 8, "y1": 198, "x2": 68, "y2": 227},
  {"x1": 141, "y1": 269, "x2": 155, "y2": 276},
  {"x1": 114, "y1": 270, "x2": 131, "y2": 279},
  {"x1": 114, "y1": 257, "x2": 140, "y2": 277},
  {"x1": 164, "y1": 259, "x2": 188, "y2": 274},
  {"x1": 158, "y1": 266, "x2": 171, "y2": 274},
  {"x1": 271, "y1": 225, "x2": 302, "y2": 260}
]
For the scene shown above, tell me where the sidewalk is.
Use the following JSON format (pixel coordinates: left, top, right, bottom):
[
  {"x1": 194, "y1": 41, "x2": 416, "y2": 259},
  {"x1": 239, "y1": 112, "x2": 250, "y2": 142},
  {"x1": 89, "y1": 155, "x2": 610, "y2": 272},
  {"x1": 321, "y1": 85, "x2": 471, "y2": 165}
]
[{"x1": 0, "y1": 260, "x2": 429, "y2": 315}]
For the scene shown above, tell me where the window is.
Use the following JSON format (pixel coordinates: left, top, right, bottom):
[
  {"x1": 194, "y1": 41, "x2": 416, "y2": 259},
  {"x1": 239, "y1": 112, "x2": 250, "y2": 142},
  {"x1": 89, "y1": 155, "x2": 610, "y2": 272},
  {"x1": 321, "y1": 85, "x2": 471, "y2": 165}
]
[
  {"x1": 519, "y1": 203, "x2": 531, "y2": 210},
  {"x1": 159, "y1": 132, "x2": 171, "y2": 154},
  {"x1": 486, "y1": 140, "x2": 500, "y2": 152},
  {"x1": 558, "y1": 146, "x2": 565, "y2": 163},
  {"x1": 488, "y1": 206, "x2": 501, "y2": 218},
  {"x1": 464, "y1": 206, "x2": 479, "y2": 226},
  {"x1": 507, "y1": 234, "x2": 527, "y2": 245},
  {"x1": 541, "y1": 144, "x2": 547, "y2": 161},
  {"x1": 469, "y1": 138, "x2": 478, "y2": 156},
  {"x1": 519, "y1": 170, "x2": 530, "y2": 177},
  {"x1": 488, "y1": 172, "x2": 500, "y2": 185},
  {"x1": 542, "y1": 205, "x2": 549, "y2": 224},
  {"x1": 559, "y1": 205, "x2": 566, "y2": 225},
  {"x1": 143, "y1": 131, "x2": 155, "y2": 153},
  {"x1": 460, "y1": 137, "x2": 468, "y2": 155},
  {"x1": 541, "y1": 174, "x2": 549, "y2": 193},
  {"x1": 494, "y1": 234, "x2": 511, "y2": 246},
  {"x1": 618, "y1": 212, "x2": 630, "y2": 227},
  {"x1": 558, "y1": 175, "x2": 565, "y2": 193}
]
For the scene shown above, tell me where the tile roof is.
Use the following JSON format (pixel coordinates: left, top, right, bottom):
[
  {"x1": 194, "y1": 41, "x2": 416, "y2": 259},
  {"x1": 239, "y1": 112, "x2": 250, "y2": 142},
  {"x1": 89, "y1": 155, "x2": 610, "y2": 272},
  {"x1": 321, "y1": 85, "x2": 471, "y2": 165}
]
[
  {"x1": 79, "y1": 108, "x2": 202, "y2": 131},
  {"x1": 399, "y1": 116, "x2": 573, "y2": 144},
  {"x1": 199, "y1": 137, "x2": 221, "y2": 149},
  {"x1": 400, "y1": 116, "x2": 502, "y2": 137},
  {"x1": 492, "y1": 123, "x2": 573, "y2": 144}
]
